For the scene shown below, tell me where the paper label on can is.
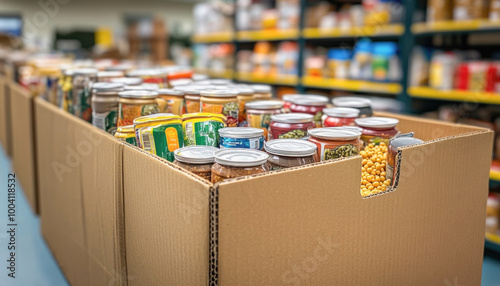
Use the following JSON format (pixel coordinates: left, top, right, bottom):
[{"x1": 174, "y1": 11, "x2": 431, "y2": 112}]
[
  {"x1": 118, "y1": 103, "x2": 159, "y2": 126},
  {"x1": 183, "y1": 120, "x2": 224, "y2": 147},
  {"x1": 202, "y1": 102, "x2": 239, "y2": 127},
  {"x1": 92, "y1": 110, "x2": 117, "y2": 134},
  {"x1": 220, "y1": 136, "x2": 264, "y2": 150}
]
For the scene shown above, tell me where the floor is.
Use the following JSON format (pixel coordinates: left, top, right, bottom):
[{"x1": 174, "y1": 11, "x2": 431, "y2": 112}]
[{"x1": 0, "y1": 147, "x2": 499, "y2": 286}]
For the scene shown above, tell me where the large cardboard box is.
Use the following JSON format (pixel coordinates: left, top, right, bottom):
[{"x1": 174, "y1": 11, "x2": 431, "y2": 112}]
[
  {"x1": 123, "y1": 113, "x2": 493, "y2": 285},
  {"x1": 9, "y1": 81, "x2": 38, "y2": 213},
  {"x1": 35, "y1": 98, "x2": 127, "y2": 286},
  {"x1": 0, "y1": 76, "x2": 12, "y2": 156}
]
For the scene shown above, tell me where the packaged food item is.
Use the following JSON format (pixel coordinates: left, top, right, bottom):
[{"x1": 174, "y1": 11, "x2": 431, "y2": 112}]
[
  {"x1": 117, "y1": 90, "x2": 159, "y2": 126},
  {"x1": 211, "y1": 149, "x2": 270, "y2": 183},
  {"x1": 127, "y1": 69, "x2": 166, "y2": 87},
  {"x1": 355, "y1": 117, "x2": 400, "y2": 147},
  {"x1": 97, "y1": 71, "x2": 124, "y2": 82},
  {"x1": 133, "y1": 113, "x2": 183, "y2": 162},
  {"x1": 170, "y1": 78, "x2": 192, "y2": 88},
  {"x1": 219, "y1": 127, "x2": 265, "y2": 150},
  {"x1": 265, "y1": 139, "x2": 317, "y2": 170},
  {"x1": 110, "y1": 77, "x2": 143, "y2": 86},
  {"x1": 182, "y1": 113, "x2": 226, "y2": 147},
  {"x1": 490, "y1": 0, "x2": 500, "y2": 20},
  {"x1": 349, "y1": 38, "x2": 372, "y2": 80},
  {"x1": 91, "y1": 82, "x2": 123, "y2": 134},
  {"x1": 59, "y1": 69, "x2": 74, "y2": 113},
  {"x1": 251, "y1": 84, "x2": 272, "y2": 100},
  {"x1": 72, "y1": 68, "x2": 98, "y2": 122},
  {"x1": 156, "y1": 89, "x2": 185, "y2": 115},
  {"x1": 289, "y1": 95, "x2": 329, "y2": 127},
  {"x1": 38, "y1": 66, "x2": 60, "y2": 105},
  {"x1": 305, "y1": 56, "x2": 325, "y2": 78},
  {"x1": 236, "y1": 87, "x2": 255, "y2": 127},
  {"x1": 167, "y1": 70, "x2": 194, "y2": 86},
  {"x1": 427, "y1": 0, "x2": 452, "y2": 22},
  {"x1": 308, "y1": 128, "x2": 362, "y2": 161},
  {"x1": 245, "y1": 100, "x2": 284, "y2": 139},
  {"x1": 372, "y1": 42, "x2": 400, "y2": 82},
  {"x1": 200, "y1": 89, "x2": 239, "y2": 127},
  {"x1": 282, "y1": 94, "x2": 301, "y2": 111},
  {"x1": 387, "y1": 133, "x2": 424, "y2": 183},
  {"x1": 332, "y1": 97, "x2": 373, "y2": 117},
  {"x1": 173, "y1": 146, "x2": 219, "y2": 181},
  {"x1": 114, "y1": 125, "x2": 137, "y2": 146},
  {"x1": 176, "y1": 86, "x2": 202, "y2": 113},
  {"x1": 269, "y1": 113, "x2": 315, "y2": 140},
  {"x1": 430, "y1": 52, "x2": 459, "y2": 90},
  {"x1": 322, "y1": 107, "x2": 360, "y2": 127},
  {"x1": 360, "y1": 142, "x2": 391, "y2": 197},
  {"x1": 328, "y1": 48, "x2": 350, "y2": 79}
]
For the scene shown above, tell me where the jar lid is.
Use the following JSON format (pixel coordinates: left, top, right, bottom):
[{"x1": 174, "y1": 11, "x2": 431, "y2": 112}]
[
  {"x1": 329, "y1": 126, "x2": 363, "y2": 132},
  {"x1": 175, "y1": 86, "x2": 201, "y2": 95},
  {"x1": 210, "y1": 79, "x2": 232, "y2": 85},
  {"x1": 265, "y1": 139, "x2": 317, "y2": 157},
  {"x1": 271, "y1": 113, "x2": 314, "y2": 124},
  {"x1": 219, "y1": 127, "x2": 264, "y2": 139},
  {"x1": 127, "y1": 69, "x2": 163, "y2": 77},
  {"x1": 251, "y1": 84, "x2": 271, "y2": 93},
  {"x1": 92, "y1": 82, "x2": 123, "y2": 92},
  {"x1": 118, "y1": 90, "x2": 158, "y2": 99},
  {"x1": 157, "y1": 89, "x2": 185, "y2": 96},
  {"x1": 333, "y1": 97, "x2": 372, "y2": 108},
  {"x1": 215, "y1": 149, "x2": 269, "y2": 167},
  {"x1": 123, "y1": 84, "x2": 159, "y2": 91},
  {"x1": 355, "y1": 117, "x2": 399, "y2": 129},
  {"x1": 308, "y1": 128, "x2": 361, "y2": 140},
  {"x1": 116, "y1": 125, "x2": 134, "y2": 133},
  {"x1": 106, "y1": 64, "x2": 132, "y2": 72},
  {"x1": 170, "y1": 78, "x2": 192, "y2": 87},
  {"x1": 323, "y1": 107, "x2": 360, "y2": 118},
  {"x1": 72, "y1": 68, "x2": 98, "y2": 76},
  {"x1": 245, "y1": 100, "x2": 284, "y2": 110},
  {"x1": 133, "y1": 113, "x2": 177, "y2": 125},
  {"x1": 97, "y1": 71, "x2": 124, "y2": 78},
  {"x1": 192, "y1": 74, "x2": 209, "y2": 81},
  {"x1": 200, "y1": 89, "x2": 239, "y2": 97},
  {"x1": 174, "y1": 146, "x2": 219, "y2": 164},
  {"x1": 142, "y1": 83, "x2": 160, "y2": 90},
  {"x1": 286, "y1": 94, "x2": 329, "y2": 106},
  {"x1": 235, "y1": 88, "x2": 254, "y2": 95},
  {"x1": 110, "y1": 77, "x2": 143, "y2": 85}
]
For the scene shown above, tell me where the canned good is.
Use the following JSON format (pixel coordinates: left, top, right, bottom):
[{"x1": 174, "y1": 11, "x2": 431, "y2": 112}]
[
  {"x1": 157, "y1": 89, "x2": 185, "y2": 115},
  {"x1": 265, "y1": 139, "x2": 317, "y2": 170},
  {"x1": 236, "y1": 87, "x2": 255, "y2": 127},
  {"x1": 355, "y1": 117, "x2": 399, "y2": 147},
  {"x1": 176, "y1": 86, "x2": 201, "y2": 114},
  {"x1": 182, "y1": 113, "x2": 226, "y2": 147},
  {"x1": 251, "y1": 84, "x2": 272, "y2": 100},
  {"x1": 269, "y1": 113, "x2": 315, "y2": 140},
  {"x1": 123, "y1": 84, "x2": 159, "y2": 91},
  {"x1": 219, "y1": 127, "x2": 265, "y2": 150},
  {"x1": 322, "y1": 107, "x2": 360, "y2": 127},
  {"x1": 59, "y1": 69, "x2": 74, "y2": 112},
  {"x1": 308, "y1": 128, "x2": 362, "y2": 161},
  {"x1": 170, "y1": 78, "x2": 192, "y2": 88},
  {"x1": 110, "y1": 77, "x2": 143, "y2": 86},
  {"x1": 200, "y1": 89, "x2": 239, "y2": 127},
  {"x1": 289, "y1": 95, "x2": 329, "y2": 127},
  {"x1": 246, "y1": 100, "x2": 284, "y2": 139},
  {"x1": 127, "y1": 69, "x2": 167, "y2": 87},
  {"x1": 117, "y1": 90, "x2": 159, "y2": 126},
  {"x1": 173, "y1": 146, "x2": 219, "y2": 181},
  {"x1": 211, "y1": 149, "x2": 270, "y2": 183},
  {"x1": 92, "y1": 82, "x2": 123, "y2": 134},
  {"x1": 167, "y1": 70, "x2": 193, "y2": 86},
  {"x1": 333, "y1": 97, "x2": 373, "y2": 117},
  {"x1": 133, "y1": 113, "x2": 183, "y2": 162},
  {"x1": 97, "y1": 71, "x2": 124, "y2": 82},
  {"x1": 72, "y1": 68, "x2": 98, "y2": 122},
  {"x1": 387, "y1": 133, "x2": 423, "y2": 183},
  {"x1": 114, "y1": 125, "x2": 137, "y2": 146}
]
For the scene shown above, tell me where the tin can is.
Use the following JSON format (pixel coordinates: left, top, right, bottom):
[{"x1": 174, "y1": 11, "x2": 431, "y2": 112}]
[
  {"x1": 387, "y1": 133, "x2": 423, "y2": 183},
  {"x1": 114, "y1": 125, "x2": 137, "y2": 146},
  {"x1": 246, "y1": 100, "x2": 284, "y2": 139},
  {"x1": 219, "y1": 127, "x2": 265, "y2": 150},
  {"x1": 269, "y1": 113, "x2": 315, "y2": 140},
  {"x1": 200, "y1": 89, "x2": 239, "y2": 127},
  {"x1": 236, "y1": 87, "x2": 255, "y2": 127},
  {"x1": 355, "y1": 117, "x2": 399, "y2": 147},
  {"x1": 251, "y1": 84, "x2": 272, "y2": 100},
  {"x1": 97, "y1": 71, "x2": 124, "y2": 82},
  {"x1": 176, "y1": 86, "x2": 202, "y2": 114},
  {"x1": 157, "y1": 89, "x2": 185, "y2": 115},
  {"x1": 182, "y1": 113, "x2": 226, "y2": 147},
  {"x1": 133, "y1": 113, "x2": 184, "y2": 162},
  {"x1": 289, "y1": 95, "x2": 329, "y2": 128},
  {"x1": 72, "y1": 68, "x2": 98, "y2": 122},
  {"x1": 59, "y1": 69, "x2": 74, "y2": 112},
  {"x1": 92, "y1": 82, "x2": 123, "y2": 134},
  {"x1": 117, "y1": 90, "x2": 159, "y2": 127}
]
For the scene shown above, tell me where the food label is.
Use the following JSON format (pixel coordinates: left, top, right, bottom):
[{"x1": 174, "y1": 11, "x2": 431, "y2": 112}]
[
  {"x1": 74, "y1": 87, "x2": 92, "y2": 122},
  {"x1": 158, "y1": 98, "x2": 185, "y2": 115},
  {"x1": 117, "y1": 103, "x2": 159, "y2": 126},
  {"x1": 248, "y1": 113, "x2": 273, "y2": 138},
  {"x1": 202, "y1": 102, "x2": 239, "y2": 127},
  {"x1": 125, "y1": 136, "x2": 137, "y2": 146},
  {"x1": 186, "y1": 100, "x2": 200, "y2": 114},
  {"x1": 183, "y1": 120, "x2": 225, "y2": 147},
  {"x1": 137, "y1": 123, "x2": 184, "y2": 162},
  {"x1": 92, "y1": 110, "x2": 118, "y2": 134},
  {"x1": 220, "y1": 136, "x2": 264, "y2": 150}
]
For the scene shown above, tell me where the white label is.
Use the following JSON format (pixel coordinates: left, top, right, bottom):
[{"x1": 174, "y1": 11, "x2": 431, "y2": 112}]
[
  {"x1": 249, "y1": 138, "x2": 258, "y2": 149},
  {"x1": 92, "y1": 112, "x2": 107, "y2": 131}
]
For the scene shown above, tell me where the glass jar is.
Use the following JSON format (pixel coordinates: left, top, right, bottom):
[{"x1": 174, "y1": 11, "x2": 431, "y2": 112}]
[
  {"x1": 173, "y1": 146, "x2": 219, "y2": 181},
  {"x1": 289, "y1": 95, "x2": 329, "y2": 127},
  {"x1": 333, "y1": 96, "x2": 373, "y2": 117},
  {"x1": 117, "y1": 90, "x2": 159, "y2": 126},
  {"x1": 219, "y1": 127, "x2": 265, "y2": 150},
  {"x1": 200, "y1": 89, "x2": 239, "y2": 127},
  {"x1": 269, "y1": 113, "x2": 315, "y2": 140},
  {"x1": 322, "y1": 107, "x2": 360, "y2": 127},
  {"x1": 114, "y1": 125, "x2": 137, "y2": 146},
  {"x1": 157, "y1": 89, "x2": 185, "y2": 115},
  {"x1": 265, "y1": 139, "x2": 317, "y2": 170},
  {"x1": 211, "y1": 149, "x2": 270, "y2": 183},
  {"x1": 282, "y1": 94, "x2": 302, "y2": 112},
  {"x1": 355, "y1": 117, "x2": 400, "y2": 147},
  {"x1": 246, "y1": 100, "x2": 284, "y2": 139},
  {"x1": 387, "y1": 134, "x2": 423, "y2": 183},
  {"x1": 110, "y1": 77, "x2": 143, "y2": 86},
  {"x1": 72, "y1": 68, "x2": 98, "y2": 122},
  {"x1": 97, "y1": 71, "x2": 124, "y2": 82},
  {"x1": 236, "y1": 87, "x2": 255, "y2": 127},
  {"x1": 177, "y1": 86, "x2": 201, "y2": 114},
  {"x1": 91, "y1": 82, "x2": 123, "y2": 134},
  {"x1": 251, "y1": 84, "x2": 272, "y2": 100},
  {"x1": 308, "y1": 128, "x2": 362, "y2": 161}
]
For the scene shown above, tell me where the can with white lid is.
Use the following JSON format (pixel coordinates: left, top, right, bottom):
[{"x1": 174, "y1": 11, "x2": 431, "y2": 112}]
[
  {"x1": 200, "y1": 89, "x2": 240, "y2": 127},
  {"x1": 173, "y1": 146, "x2": 219, "y2": 181},
  {"x1": 246, "y1": 100, "x2": 284, "y2": 138},
  {"x1": 117, "y1": 90, "x2": 159, "y2": 126},
  {"x1": 91, "y1": 82, "x2": 123, "y2": 134},
  {"x1": 333, "y1": 96, "x2": 373, "y2": 117},
  {"x1": 211, "y1": 149, "x2": 270, "y2": 183},
  {"x1": 265, "y1": 139, "x2": 317, "y2": 170},
  {"x1": 308, "y1": 128, "x2": 362, "y2": 161},
  {"x1": 288, "y1": 94, "x2": 329, "y2": 127},
  {"x1": 219, "y1": 127, "x2": 265, "y2": 150},
  {"x1": 355, "y1": 116, "x2": 399, "y2": 146},
  {"x1": 269, "y1": 113, "x2": 315, "y2": 140}
]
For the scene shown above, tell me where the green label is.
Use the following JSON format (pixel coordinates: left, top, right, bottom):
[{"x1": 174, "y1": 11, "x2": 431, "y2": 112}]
[
  {"x1": 93, "y1": 110, "x2": 118, "y2": 134},
  {"x1": 125, "y1": 137, "x2": 137, "y2": 146},
  {"x1": 184, "y1": 121, "x2": 224, "y2": 147},
  {"x1": 146, "y1": 123, "x2": 184, "y2": 162}
]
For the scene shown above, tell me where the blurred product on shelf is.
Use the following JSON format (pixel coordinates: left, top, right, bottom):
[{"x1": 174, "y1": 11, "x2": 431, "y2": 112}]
[
  {"x1": 237, "y1": 41, "x2": 298, "y2": 77},
  {"x1": 427, "y1": 0, "x2": 494, "y2": 22},
  {"x1": 236, "y1": 0, "x2": 299, "y2": 31},
  {"x1": 193, "y1": 43, "x2": 234, "y2": 74},
  {"x1": 486, "y1": 193, "x2": 499, "y2": 234},
  {"x1": 193, "y1": 1, "x2": 234, "y2": 35}
]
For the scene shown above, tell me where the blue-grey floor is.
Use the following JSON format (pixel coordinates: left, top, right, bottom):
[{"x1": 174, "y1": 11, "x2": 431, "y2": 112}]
[{"x1": 0, "y1": 146, "x2": 499, "y2": 286}]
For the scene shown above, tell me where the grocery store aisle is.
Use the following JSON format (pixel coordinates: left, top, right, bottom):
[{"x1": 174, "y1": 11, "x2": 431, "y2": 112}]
[
  {"x1": 0, "y1": 147, "x2": 68, "y2": 286},
  {"x1": 0, "y1": 145, "x2": 499, "y2": 285}
]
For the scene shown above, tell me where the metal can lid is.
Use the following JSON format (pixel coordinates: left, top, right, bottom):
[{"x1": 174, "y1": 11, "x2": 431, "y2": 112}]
[
  {"x1": 127, "y1": 69, "x2": 163, "y2": 77},
  {"x1": 110, "y1": 77, "x2": 143, "y2": 85},
  {"x1": 92, "y1": 82, "x2": 123, "y2": 92},
  {"x1": 355, "y1": 117, "x2": 399, "y2": 129},
  {"x1": 323, "y1": 107, "x2": 360, "y2": 118},
  {"x1": 271, "y1": 113, "x2": 314, "y2": 124},
  {"x1": 133, "y1": 113, "x2": 177, "y2": 125},
  {"x1": 328, "y1": 126, "x2": 364, "y2": 133},
  {"x1": 157, "y1": 89, "x2": 185, "y2": 96},
  {"x1": 390, "y1": 137, "x2": 424, "y2": 148},
  {"x1": 234, "y1": 87, "x2": 254, "y2": 95},
  {"x1": 308, "y1": 128, "x2": 361, "y2": 141},
  {"x1": 118, "y1": 90, "x2": 158, "y2": 99},
  {"x1": 219, "y1": 127, "x2": 264, "y2": 139},
  {"x1": 290, "y1": 95, "x2": 329, "y2": 106},
  {"x1": 251, "y1": 84, "x2": 271, "y2": 93},
  {"x1": 215, "y1": 149, "x2": 269, "y2": 167},
  {"x1": 174, "y1": 146, "x2": 219, "y2": 164},
  {"x1": 333, "y1": 97, "x2": 372, "y2": 108},
  {"x1": 170, "y1": 78, "x2": 192, "y2": 87},
  {"x1": 200, "y1": 89, "x2": 239, "y2": 97},
  {"x1": 192, "y1": 74, "x2": 209, "y2": 81},
  {"x1": 210, "y1": 79, "x2": 232, "y2": 85},
  {"x1": 245, "y1": 100, "x2": 284, "y2": 110},
  {"x1": 265, "y1": 139, "x2": 317, "y2": 157},
  {"x1": 123, "y1": 84, "x2": 159, "y2": 91},
  {"x1": 97, "y1": 71, "x2": 124, "y2": 78},
  {"x1": 72, "y1": 68, "x2": 98, "y2": 76}
]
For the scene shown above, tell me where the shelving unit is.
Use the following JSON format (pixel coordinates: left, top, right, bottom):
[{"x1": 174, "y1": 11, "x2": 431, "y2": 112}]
[
  {"x1": 194, "y1": 68, "x2": 234, "y2": 79},
  {"x1": 408, "y1": 87, "x2": 500, "y2": 105},
  {"x1": 236, "y1": 29, "x2": 299, "y2": 42},
  {"x1": 302, "y1": 24, "x2": 404, "y2": 39},
  {"x1": 192, "y1": 32, "x2": 234, "y2": 43},
  {"x1": 485, "y1": 233, "x2": 500, "y2": 253},
  {"x1": 413, "y1": 20, "x2": 500, "y2": 35},
  {"x1": 236, "y1": 72, "x2": 298, "y2": 86},
  {"x1": 302, "y1": 76, "x2": 401, "y2": 94}
]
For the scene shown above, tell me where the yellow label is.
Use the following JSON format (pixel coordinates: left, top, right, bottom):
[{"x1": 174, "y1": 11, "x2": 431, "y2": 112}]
[{"x1": 165, "y1": 127, "x2": 180, "y2": 151}]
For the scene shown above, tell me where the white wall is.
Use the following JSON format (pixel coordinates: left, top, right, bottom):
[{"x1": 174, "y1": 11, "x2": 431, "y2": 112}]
[{"x1": 0, "y1": 0, "x2": 200, "y2": 50}]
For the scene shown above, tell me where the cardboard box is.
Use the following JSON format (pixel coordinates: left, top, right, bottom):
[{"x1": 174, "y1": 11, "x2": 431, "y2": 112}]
[
  {"x1": 123, "y1": 112, "x2": 493, "y2": 285},
  {"x1": 35, "y1": 98, "x2": 127, "y2": 286},
  {"x1": 9, "y1": 81, "x2": 39, "y2": 213},
  {"x1": 0, "y1": 75, "x2": 12, "y2": 156}
]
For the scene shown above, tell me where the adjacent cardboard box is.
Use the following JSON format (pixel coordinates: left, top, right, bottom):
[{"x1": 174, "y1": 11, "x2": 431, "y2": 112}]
[
  {"x1": 123, "y1": 113, "x2": 493, "y2": 285},
  {"x1": 0, "y1": 75, "x2": 12, "y2": 156},
  {"x1": 35, "y1": 98, "x2": 127, "y2": 286},
  {"x1": 9, "y1": 81, "x2": 38, "y2": 213}
]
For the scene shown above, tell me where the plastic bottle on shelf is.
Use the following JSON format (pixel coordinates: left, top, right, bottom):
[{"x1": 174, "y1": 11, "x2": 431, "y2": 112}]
[
  {"x1": 349, "y1": 39, "x2": 372, "y2": 80},
  {"x1": 371, "y1": 42, "x2": 400, "y2": 82},
  {"x1": 328, "y1": 48, "x2": 351, "y2": 80}
]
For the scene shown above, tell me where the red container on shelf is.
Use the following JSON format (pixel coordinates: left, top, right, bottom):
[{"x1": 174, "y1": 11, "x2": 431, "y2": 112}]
[
  {"x1": 455, "y1": 63, "x2": 469, "y2": 91},
  {"x1": 322, "y1": 107, "x2": 360, "y2": 127},
  {"x1": 268, "y1": 113, "x2": 315, "y2": 140}
]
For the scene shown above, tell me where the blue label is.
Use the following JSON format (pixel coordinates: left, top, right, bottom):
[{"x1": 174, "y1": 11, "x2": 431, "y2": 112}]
[{"x1": 220, "y1": 136, "x2": 264, "y2": 150}]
